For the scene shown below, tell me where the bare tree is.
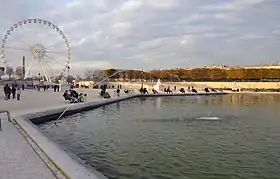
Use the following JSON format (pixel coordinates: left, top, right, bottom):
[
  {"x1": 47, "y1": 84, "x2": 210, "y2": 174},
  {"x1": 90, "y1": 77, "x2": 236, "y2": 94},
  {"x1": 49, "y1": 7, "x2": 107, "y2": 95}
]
[
  {"x1": 5, "y1": 66, "x2": 14, "y2": 80},
  {"x1": 83, "y1": 69, "x2": 94, "y2": 80},
  {"x1": 76, "y1": 75, "x2": 82, "y2": 81},
  {"x1": 83, "y1": 69, "x2": 105, "y2": 80},
  {"x1": 15, "y1": 66, "x2": 23, "y2": 79},
  {"x1": 66, "y1": 75, "x2": 75, "y2": 84}
]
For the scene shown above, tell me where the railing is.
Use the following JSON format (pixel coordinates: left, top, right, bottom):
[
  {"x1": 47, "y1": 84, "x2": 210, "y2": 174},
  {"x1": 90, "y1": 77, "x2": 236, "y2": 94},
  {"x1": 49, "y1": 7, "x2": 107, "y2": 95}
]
[{"x1": 0, "y1": 110, "x2": 12, "y2": 131}]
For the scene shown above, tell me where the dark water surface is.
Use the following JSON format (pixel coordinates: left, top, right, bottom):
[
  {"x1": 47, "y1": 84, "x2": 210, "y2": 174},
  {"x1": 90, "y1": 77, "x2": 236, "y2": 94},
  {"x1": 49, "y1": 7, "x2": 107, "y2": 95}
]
[{"x1": 39, "y1": 94, "x2": 280, "y2": 179}]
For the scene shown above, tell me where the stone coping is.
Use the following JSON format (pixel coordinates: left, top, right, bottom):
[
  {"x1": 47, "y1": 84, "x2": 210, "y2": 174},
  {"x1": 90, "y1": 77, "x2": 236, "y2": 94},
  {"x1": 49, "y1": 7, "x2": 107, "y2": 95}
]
[
  {"x1": 12, "y1": 92, "x2": 227, "y2": 179},
  {"x1": 142, "y1": 92, "x2": 227, "y2": 97}
]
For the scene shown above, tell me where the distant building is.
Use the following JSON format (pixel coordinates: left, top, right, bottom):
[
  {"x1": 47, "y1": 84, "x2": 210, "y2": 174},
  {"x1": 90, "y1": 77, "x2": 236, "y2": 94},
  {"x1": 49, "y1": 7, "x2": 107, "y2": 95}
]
[
  {"x1": 204, "y1": 64, "x2": 229, "y2": 69},
  {"x1": 243, "y1": 64, "x2": 280, "y2": 69},
  {"x1": 74, "y1": 80, "x2": 94, "y2": 88},
  {"x1": 202, "y1": 63, "x2": 280, "y2": 69}
]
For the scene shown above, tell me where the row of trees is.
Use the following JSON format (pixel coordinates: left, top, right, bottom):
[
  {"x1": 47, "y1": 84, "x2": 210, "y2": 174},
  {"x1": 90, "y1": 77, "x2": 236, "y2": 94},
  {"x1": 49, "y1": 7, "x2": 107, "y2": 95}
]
[
  {"x1": 0, "y1": 66, "x2": 24, "y2": 80},
  {"x1": 2, "y1": 67, "x2": 280, "y2": 82},
  {"x1": 103, "y1": 68, "x2": 280, "y2": 82}
]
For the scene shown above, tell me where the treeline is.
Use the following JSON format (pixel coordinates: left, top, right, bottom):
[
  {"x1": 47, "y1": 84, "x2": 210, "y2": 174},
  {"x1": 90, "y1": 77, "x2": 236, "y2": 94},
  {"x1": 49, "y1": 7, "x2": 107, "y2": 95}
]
[{"x1": 104, "y1": 68, "x2": 280, "y2": 82}]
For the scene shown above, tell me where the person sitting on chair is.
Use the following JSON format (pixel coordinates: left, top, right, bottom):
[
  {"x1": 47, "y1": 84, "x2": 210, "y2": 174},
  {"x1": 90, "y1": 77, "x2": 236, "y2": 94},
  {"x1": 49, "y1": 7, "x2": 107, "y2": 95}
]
[
  {"x1": 211, "y1": 88, "x2": 217, "y2": 92},
  {"x1": 63, "y1": 90, "x2": 75, "y2": 103},
  {"x1": 139, "y1": 87, "x2": 144, "y2": 94},
  {"x1": 124, "y1": 89, "x2": 129, "y2": 94},
  {"x1": 152, "y1": 88, "x2": 158, "y2": 94},
  {"x1": 69, "y1": 89, "x2": 79, "y2": 103},
  {"x1": 103, "y1": 92, "x2": 111, "y2": 98},
  {"x1": 78, "y1": 93, "x2": 85, "y2": 102},
  {"x1": 83, "y1": 93, "x2": 87, "y2": 101},
  {"x1": 179, "y1": 88, "x2": 185, "y2": 93},
  {"x1": 63, "y1": 90, "x2": 70, "y2": 100},
  {"x1": 191, "y1": 86, "x2": 197, "y2": 93},
  {"x1": 204, "y1": 88, "x2": 210, "y2": 93},
  {"x1": 166, "y1": 87, "x2": 173, "y2": 93},
  {"x1": 143, "y1": 88, "x2": 149, "y2": 94}
]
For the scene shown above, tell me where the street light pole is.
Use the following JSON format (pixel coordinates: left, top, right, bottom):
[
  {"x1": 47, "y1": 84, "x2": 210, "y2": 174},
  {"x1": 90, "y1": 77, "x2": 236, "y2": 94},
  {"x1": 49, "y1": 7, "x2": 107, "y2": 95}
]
[{"x1": 141, "y1": 68, "x2": 144, "y2": 89}]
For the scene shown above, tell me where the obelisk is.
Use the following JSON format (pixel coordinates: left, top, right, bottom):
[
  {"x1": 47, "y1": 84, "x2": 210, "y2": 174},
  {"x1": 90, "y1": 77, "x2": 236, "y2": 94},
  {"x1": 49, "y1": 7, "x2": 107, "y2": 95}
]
[{"x1": 22, "y1": 56, "x2": 25, "y2": 79}]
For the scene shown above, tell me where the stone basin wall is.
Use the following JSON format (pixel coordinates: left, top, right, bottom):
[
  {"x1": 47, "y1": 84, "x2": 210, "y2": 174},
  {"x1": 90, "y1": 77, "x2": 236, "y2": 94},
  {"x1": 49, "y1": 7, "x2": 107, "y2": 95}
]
[{"x1": 112, "y1": 82, "x2": 280, "y2": 90}]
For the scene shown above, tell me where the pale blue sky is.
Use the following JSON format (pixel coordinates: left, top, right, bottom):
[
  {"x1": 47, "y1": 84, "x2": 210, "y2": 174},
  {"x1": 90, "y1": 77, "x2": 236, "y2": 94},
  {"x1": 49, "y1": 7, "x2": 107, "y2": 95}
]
[{"x1": 1, "y1": 0, "x2": 280, "y2": 73}]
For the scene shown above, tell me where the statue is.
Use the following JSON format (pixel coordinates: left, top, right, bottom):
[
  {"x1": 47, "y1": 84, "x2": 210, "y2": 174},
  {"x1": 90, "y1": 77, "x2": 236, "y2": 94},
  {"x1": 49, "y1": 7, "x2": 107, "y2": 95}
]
[
  {"x1": 154, "y1": 79, "x2": 161, "y2": 92},
  {"x1": 156, "y1": 79, "x2": 161, "y2": 86}
]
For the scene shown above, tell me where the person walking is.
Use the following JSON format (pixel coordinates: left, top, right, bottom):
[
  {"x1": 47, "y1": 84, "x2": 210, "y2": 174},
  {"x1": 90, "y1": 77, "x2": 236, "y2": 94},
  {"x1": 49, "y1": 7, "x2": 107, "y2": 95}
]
[
  {"x1": 116, "y1": 88, "x2": 120, "y2": 97},
  {"x1": 16, "y1": 86, "x2": 21, "y2": 100},
  {"x1": 11, "y1": 84, "x2": 16, "y2": 99},
  {"x1": 4, "y1": 84, "x2": 11, "y2": 100}
]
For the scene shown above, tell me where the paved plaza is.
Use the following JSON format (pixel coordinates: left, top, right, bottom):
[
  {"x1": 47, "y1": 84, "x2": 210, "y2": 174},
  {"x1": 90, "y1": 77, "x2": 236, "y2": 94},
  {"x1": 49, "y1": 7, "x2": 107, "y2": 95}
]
[
  {"x1": 0, "y1": 87, "x2": 127, "y2": 179},
  {"x1": 0, "y1": 120, "x2": 55, "y2": 179},
  {"x1": 0, "y1": 88, "x2": 126, "y2": 114}
]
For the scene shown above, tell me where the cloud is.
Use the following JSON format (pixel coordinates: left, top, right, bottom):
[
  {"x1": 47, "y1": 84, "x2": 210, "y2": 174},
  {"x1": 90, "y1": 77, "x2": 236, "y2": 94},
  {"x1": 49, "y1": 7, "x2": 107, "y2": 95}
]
[
  {"x1": 1, "y1": 0, "x2": 280, "y2": 72},
  {"x1": 59, "y1": 21, "x2": 83, "y2": 32},
  {"x1": 66, "y1": 1, "x2": 83, "y2": 9},
  {"x1": 139, "y1": 38, "x2": 163, "y2": 50},
  {"x1": 204, "y1": 0, "x2": 266, "y2": 11},
  {"x1": 212, "y1": 13, "x2": 243, "y2": 24},
  {"x1": 239, "y1": 34, "x2": 269, "y2": 40},
  {"x1": 202, "y1": 32, "x2": 228, "y2": 38},
  {"x1": 118, "y1": 0, "x2": 143, "y2": 12},
  {"x1": 71, "y1": 37, "x2": 89, "y2": 47},
  {"x1": 71, "y1": 60, "x2": 114, "y2": 69},
  {"x1": 147, "y1": 0, "x2": 180, "y2": 11},
  {"x1": 182, "y1": 13, "x2": 210, "y2": 23},
  {"x1": 180, "y1": 35, "x2": 194, "y2": 45}
]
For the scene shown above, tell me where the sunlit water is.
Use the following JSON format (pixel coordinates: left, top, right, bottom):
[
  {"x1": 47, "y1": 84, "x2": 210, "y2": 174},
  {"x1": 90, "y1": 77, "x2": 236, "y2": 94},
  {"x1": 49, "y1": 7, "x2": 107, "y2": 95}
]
[{"x1": 39, "y1": 94, "x2": 280, "y2": 179}]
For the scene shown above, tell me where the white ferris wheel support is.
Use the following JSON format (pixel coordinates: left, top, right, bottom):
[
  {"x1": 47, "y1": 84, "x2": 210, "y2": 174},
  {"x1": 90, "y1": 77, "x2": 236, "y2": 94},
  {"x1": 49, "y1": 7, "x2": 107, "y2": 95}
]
[
  {"x1": 1, "y1": 18, "x2": 71, "y2": 82},
  {"x1": 25, "y1": 56, "x2": 36, "y2": 78}
]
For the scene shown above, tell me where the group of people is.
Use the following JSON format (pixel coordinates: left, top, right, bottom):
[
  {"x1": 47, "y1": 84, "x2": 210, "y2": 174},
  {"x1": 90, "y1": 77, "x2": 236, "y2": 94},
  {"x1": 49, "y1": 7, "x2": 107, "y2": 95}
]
[
  {"x1": 204, "y1": 88, "x2": 217, "y2": 93},
  {"x1": 63, "y1": 87, "x2": 87, "y2": 103},
  {"x1": 4, "y1": 84, "x2": 22, "y2": 101},
  {"x1": 139, "y1": 86, "x2": 199, "y2": 94},
  {"x1": 164, "y1": 87, "x2": 173, "y2": 93},
  {"x1": 114, "y1": 88, "x2": 135, "y2": 97},
  {"x1": 100, "y1": 85, "x2": 111, "y2": 99},
  {"x1": 180, "y1": 86, "x2": 198, "y2": 93},
  {"x1": 34, "y1": 84, "x2": 60, "y2": 92},
  {"x1": 139, "y1": 87, "x2": 149, "y2": 94}
]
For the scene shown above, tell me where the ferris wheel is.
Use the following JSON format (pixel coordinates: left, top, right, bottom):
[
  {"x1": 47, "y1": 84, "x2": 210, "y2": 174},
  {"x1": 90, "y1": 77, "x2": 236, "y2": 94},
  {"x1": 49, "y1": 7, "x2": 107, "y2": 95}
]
[{"x1": 1, "y1": 18, "x2": 71, "y2": 82}]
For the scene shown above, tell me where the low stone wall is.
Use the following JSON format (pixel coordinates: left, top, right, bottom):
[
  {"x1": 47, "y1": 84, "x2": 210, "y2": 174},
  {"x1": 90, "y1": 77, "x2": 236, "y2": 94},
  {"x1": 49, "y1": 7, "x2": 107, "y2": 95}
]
[
  {"x1": 170, "y1": 82, "x2": 280, "y2": 89},
  {"x1": 113, "y1": 81, "x2": 280, "y2": 90}
]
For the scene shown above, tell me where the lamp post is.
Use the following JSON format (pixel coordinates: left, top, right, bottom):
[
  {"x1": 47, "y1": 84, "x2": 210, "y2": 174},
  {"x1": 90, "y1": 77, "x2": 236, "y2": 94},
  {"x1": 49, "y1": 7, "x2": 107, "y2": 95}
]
[
  {"x1": 141, "y1": 68, "x2": 144, "y2": 89},
  {"x1": 67, "y1": 66, "x2": 70, "y2": 76}
]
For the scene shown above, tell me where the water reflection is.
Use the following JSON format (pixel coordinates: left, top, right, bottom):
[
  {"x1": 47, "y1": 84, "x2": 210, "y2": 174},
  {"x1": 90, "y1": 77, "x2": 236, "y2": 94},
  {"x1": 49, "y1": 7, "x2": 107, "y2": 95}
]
[
  {"x1": 156, "y1": 97, "x2": 161, "y2": 109},
  {"x1": 39, "y1": 94, "x2": 280, "y2": 179}
]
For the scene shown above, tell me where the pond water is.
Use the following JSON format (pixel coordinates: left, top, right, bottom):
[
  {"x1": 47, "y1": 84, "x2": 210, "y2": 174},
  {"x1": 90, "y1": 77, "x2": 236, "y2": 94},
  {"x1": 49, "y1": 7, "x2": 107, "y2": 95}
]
[{"x1": 39, "y1": 94, "x2": 280, "y2": 179}]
